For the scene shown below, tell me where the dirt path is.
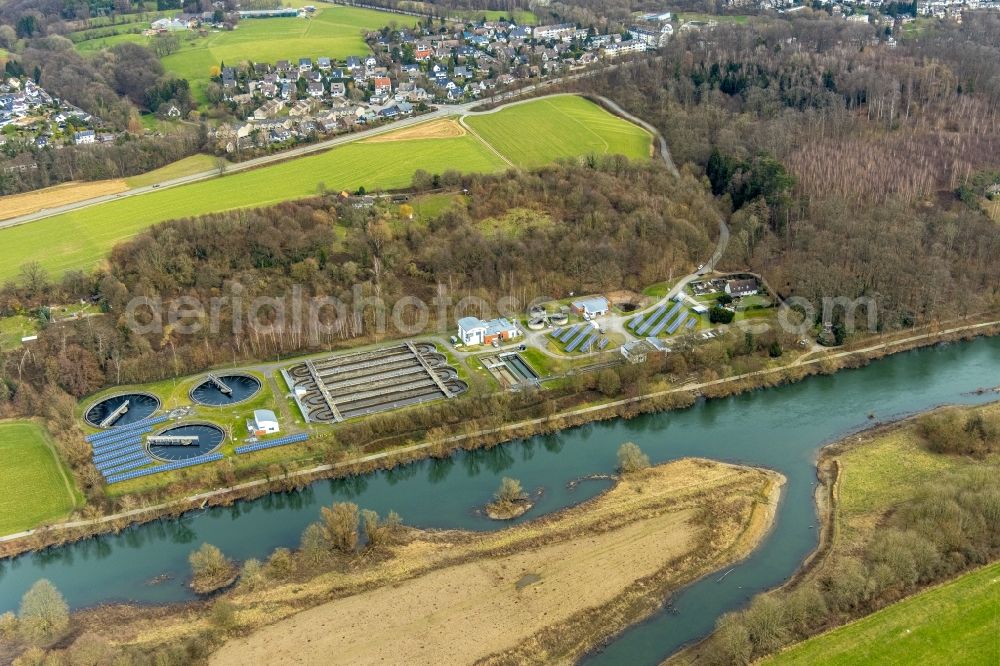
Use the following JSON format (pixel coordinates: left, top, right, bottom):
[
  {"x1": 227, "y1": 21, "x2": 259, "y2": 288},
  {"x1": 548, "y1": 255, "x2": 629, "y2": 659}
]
[{"x1": 210, "y1": 459, "x2": 782, "y2": 666}]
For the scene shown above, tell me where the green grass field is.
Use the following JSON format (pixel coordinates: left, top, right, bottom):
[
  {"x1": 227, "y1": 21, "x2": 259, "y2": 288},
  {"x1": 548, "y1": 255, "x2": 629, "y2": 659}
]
[
  {"x1": 0, "y1": 420, "x2": 81, "y2": 535},
  {"x1": 766, "y1": 561, "x2": 1000, "y2": 666},
  {"x1": 465, "y1": 95, "x2": 653, "y2": 168},
  {"x1": 0, "y1": 96, "x2": 651, "y2": 281},
  {"x1": 161, "y1": 6, "x2": 405, "y2": 101},
  {"x1": 124, "y1": 153, "x2": 223, "y2": 188}
]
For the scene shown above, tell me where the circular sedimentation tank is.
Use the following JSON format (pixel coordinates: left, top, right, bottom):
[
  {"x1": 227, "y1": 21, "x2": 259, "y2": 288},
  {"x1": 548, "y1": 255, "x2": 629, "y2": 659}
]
[
  {"x1": 85, "y1": 392, "x2": 160, "y2": 429},
  {"x1": 550, "y1": 312, "x2": 569, "y2": 325},
  {"x1": 148, "y1": 423, "x2": 225, "y2": 461},
  {"x1": 527, "y1": 317, "x2": 546, "y2": 330},
  {"x1": 190, "y1": 373, "x2": 262, "y2": 406}
]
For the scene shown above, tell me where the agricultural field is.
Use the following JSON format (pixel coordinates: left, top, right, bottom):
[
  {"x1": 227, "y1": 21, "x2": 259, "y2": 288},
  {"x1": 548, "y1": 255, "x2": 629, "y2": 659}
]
[
  {"x1": 124, "y1": 153, "x2": 223, "y2": 188},
  {"x1": 465, "y1": 95, "x2": 653, "y2": 168},
  {"x1": 765, "y1": 561, "x2": 1000, "y2": 666},
  {"x1": 0, "y1": 134, "x2": 501, "y2": 281},
  {"x1": 0, "y1": 95, "x2": 651, "y2": 282},
  {"x1": 0, "y1": 420, "x2": 81, "y2": 535},
  {"x1": 0, "y1": 179, "x2": 129, "y2": 221},
  {"x1": 160, "y1": 6, "x2": 405, "y2": 102}
]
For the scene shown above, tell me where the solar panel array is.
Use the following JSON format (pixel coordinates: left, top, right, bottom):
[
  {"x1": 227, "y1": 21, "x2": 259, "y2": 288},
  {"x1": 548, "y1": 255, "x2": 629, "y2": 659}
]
[
  {"x1": 597, "y1": 338, "x2": 610, "y2": 350},
  {"x1": 86, "y1": 415, "x2": 169, "y2": 443},
  {"x1": 105, "y1": 453, "x2": 224, "y2": 484},
  {"x1": 93, "y1": 442, "x2": 144, "y2": 466},
  {"x1": 635, "y1": 305, "x2": 666, "y2": 336},
  {"x1": 102, "y1": 457, "x2": 154, "y2": 477},
  {"x1": 564, "y1": 326, "x2": 591, "y2": 352},
  {"x1": 92, "y1": 435, "x2": 143, "y2": 457},
  {"x1": 559, "y1": 325, "x2": 582, "y2": 343},
  {"x1": 685, "y1": 318, "x2": 697, "y2": 330},
  {"x1": 235, "y1": 433, "x2": 310, "y2": 455},
  {"x1": 628, "y1": 314, "x2": 645, "y2": 331},
  {"x1": 666, "y1": 311, "x2": 690, "y2": 335},
  {"x1": 550, "y1": 327, "x2": 565, "y2": 338},
  {"x1": 579, "y1": 333, "x2": 598, "y2": 352}
]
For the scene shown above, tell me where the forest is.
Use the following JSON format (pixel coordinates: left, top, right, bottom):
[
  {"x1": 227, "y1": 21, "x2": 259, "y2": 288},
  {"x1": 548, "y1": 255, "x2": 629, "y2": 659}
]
[
  {"x1": 580, "y1": 12, "x2": 1000, "y2": 330},
  {"x1": 0, "y1": 158, "x2": 717, "y2": 400}
]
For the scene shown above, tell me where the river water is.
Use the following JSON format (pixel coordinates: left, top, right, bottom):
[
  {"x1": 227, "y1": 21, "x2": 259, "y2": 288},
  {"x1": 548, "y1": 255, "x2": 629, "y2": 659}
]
[{"x1": 1, "y1": 336, "x2": 998, "y2": 664}]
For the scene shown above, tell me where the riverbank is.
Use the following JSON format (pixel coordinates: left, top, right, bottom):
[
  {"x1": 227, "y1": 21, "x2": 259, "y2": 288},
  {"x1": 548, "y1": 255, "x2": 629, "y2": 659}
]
[
  {"x1": 208, "y1": 459, "x2": 782, "y2": 665},
  {"x1": 1, "y1": 316, "x2": 996, "y2": 559},
  {"x1": 666, "y1": 400, "x2": 1000, "y2": 665},
  {"x1": 0, "y1": 459, "x2": 782, "y2": 665}
]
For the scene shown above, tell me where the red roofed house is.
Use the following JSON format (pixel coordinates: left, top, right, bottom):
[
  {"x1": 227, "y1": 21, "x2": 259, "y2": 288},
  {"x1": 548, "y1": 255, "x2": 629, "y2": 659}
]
[{"x1": 373, "y1": 76, "x2": 392, "y2": 95}]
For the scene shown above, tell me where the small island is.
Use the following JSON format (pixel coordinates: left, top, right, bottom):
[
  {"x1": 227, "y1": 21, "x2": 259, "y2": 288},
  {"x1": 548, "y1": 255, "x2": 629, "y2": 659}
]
[{"x1": 484, "y1": 477, "x2": 534, "y2": 520}]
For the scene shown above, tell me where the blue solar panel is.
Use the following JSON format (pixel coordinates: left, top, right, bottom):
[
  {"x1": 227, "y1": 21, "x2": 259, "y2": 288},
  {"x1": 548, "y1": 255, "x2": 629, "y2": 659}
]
[
  {"x1": 93, "y1": 442, "x2": 144, "y2": 465},
  {"x1": 666, "y1": 311, "x2": 690, "y2": 335},
  {"x1": 91, "y1": 434, "x2": 143, "y2": 455},
  {"x1": 106, "y1": 453, "x2": 224, "y2": 484},
  {"x1": 580, "y1": 333, "x2": 598, "y2": 352},
  {"x1": 628, "y1": 314, "x2": 645, "y2": 330},
  {"x1": 636, "y1": 305, "x2": 667, "y2": 336},
  {"x1": 559, "y1": 325, "x2": 581, "y2": 343},
  {"x1": 100, "y1": 452, "x2": 151, "y2": 474},
  {"x1": 597, "y1": 338, "x2": 610, "y2": 350},
  {"x1": 235, "y1": 433, "x2": 309, "y2": 455},
  {"x1": 86, "y1": 415, "x2": 168, "y2": 443},
  {"x1": 102, "y1": 457, "x2": 153, "y2": 477},
  {"x1": 550, "y1": 327, "x2": 564, "y2": 338},
  {"x1": 565, "y1": 326, "x2": 590, "y2": 352},
  {"x1": 90, "y1": 428, "x2": 148, "y2": 449},
  {"x1": 685, "y1": 318, "x2": 697, "y2": 329}
]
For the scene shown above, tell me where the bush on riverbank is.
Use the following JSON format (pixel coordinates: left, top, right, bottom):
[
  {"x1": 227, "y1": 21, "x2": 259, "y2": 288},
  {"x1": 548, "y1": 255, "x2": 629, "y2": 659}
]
[
  {"x1": 916, "y1": 407, "x2": 999, "y2": 457},
  {"x1": 617, "y1": 442, "x2": 650, "y2": 474}
]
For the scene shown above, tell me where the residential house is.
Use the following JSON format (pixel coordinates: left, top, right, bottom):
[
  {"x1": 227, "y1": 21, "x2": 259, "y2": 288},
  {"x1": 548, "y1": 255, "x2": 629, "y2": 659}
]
[
  {"x1": 307, "y1": 81, "x2": 325, "y2": 98},
  {"x1": 373, "y1": 76, "x2": 392, "y2": 95},
  {"x1": 73, "y1": 129, "x2": 96, "y2": 145},
  {"x1": 725, "y1": 278, "x2": 759, "y2": 297}
]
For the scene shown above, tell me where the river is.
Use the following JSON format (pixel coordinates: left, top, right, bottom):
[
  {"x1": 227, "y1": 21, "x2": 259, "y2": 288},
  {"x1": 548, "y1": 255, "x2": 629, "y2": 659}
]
[{"x1": 1, "y1": 336, "x2": 998, "y2": 664}]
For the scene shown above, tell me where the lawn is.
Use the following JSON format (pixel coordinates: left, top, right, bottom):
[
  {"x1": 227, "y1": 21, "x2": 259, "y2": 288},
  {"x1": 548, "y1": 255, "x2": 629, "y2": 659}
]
[
  {"x1": 466, "y1": 95, "x2": 653, "y2": 168},
  {"x1": 765, "y1": 561, "x2": 1000, "y2": 666},
  {"x1": 0, "y1": 420, "x2": 81, "y2": 535},
  {"x1": 160, "y1": 6, "x2": 406, "y2": 102},
  {"x1": 124, "y1": 153, "x2": 223, "y2": 188},
  {"x1": 0, "y1": 314, "x2": 38, "y2": 350},
  {"x1": 0, "y1": 95, "x2": 650, "y2": 282}
]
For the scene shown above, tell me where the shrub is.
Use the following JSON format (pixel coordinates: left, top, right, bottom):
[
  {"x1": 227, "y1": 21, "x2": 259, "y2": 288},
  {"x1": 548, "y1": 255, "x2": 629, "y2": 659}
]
[
  {"x1": 495, "y1": 477, "x2": 526, "y2": 504},
  {"x1": 617, "y1": 441, "x2": 650, "y2": 474},
  {"x1": 362, "y1": 509, "x2": 402, "y2": 551},
  {"x1": 710, "y1": 305, "x2": 735, "y2": 324},
  {"x1": 264, "y1": 548, "x2": 295, "y2": 580},
  {"x1": 238, "y1": 558, "x2": 265, "y2": 591},
  {"x1": 209, "y1": 600, "x2": 237, "y2": 631},
  {"x1": 188, "y1": 543, "x2": 236, "y2": 594},
  {"x1": 18, "y1": 579, "x2": 69, "y2": 646},
  {"x1": 321, "y1": 502, "x2": 359, "y2": 553}
]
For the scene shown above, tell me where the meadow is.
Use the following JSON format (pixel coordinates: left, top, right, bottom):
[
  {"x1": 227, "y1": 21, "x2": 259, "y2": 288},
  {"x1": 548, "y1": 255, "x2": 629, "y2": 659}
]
[
  {"x1": 0, "y1": 96, "x2": 651, "y2": 281},
  {"x1": 766, "y1": 561, "x2": 1000, "y2": 665},
  {"x1": 160, "y1": 6, "x2": 407, "y2": 101},
  {"x1": 0, "y1": 420, "x2": 81, "y2": 535},
  {"x1": 465, "y1": 95, "x2": 653, "y2": 168}
]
